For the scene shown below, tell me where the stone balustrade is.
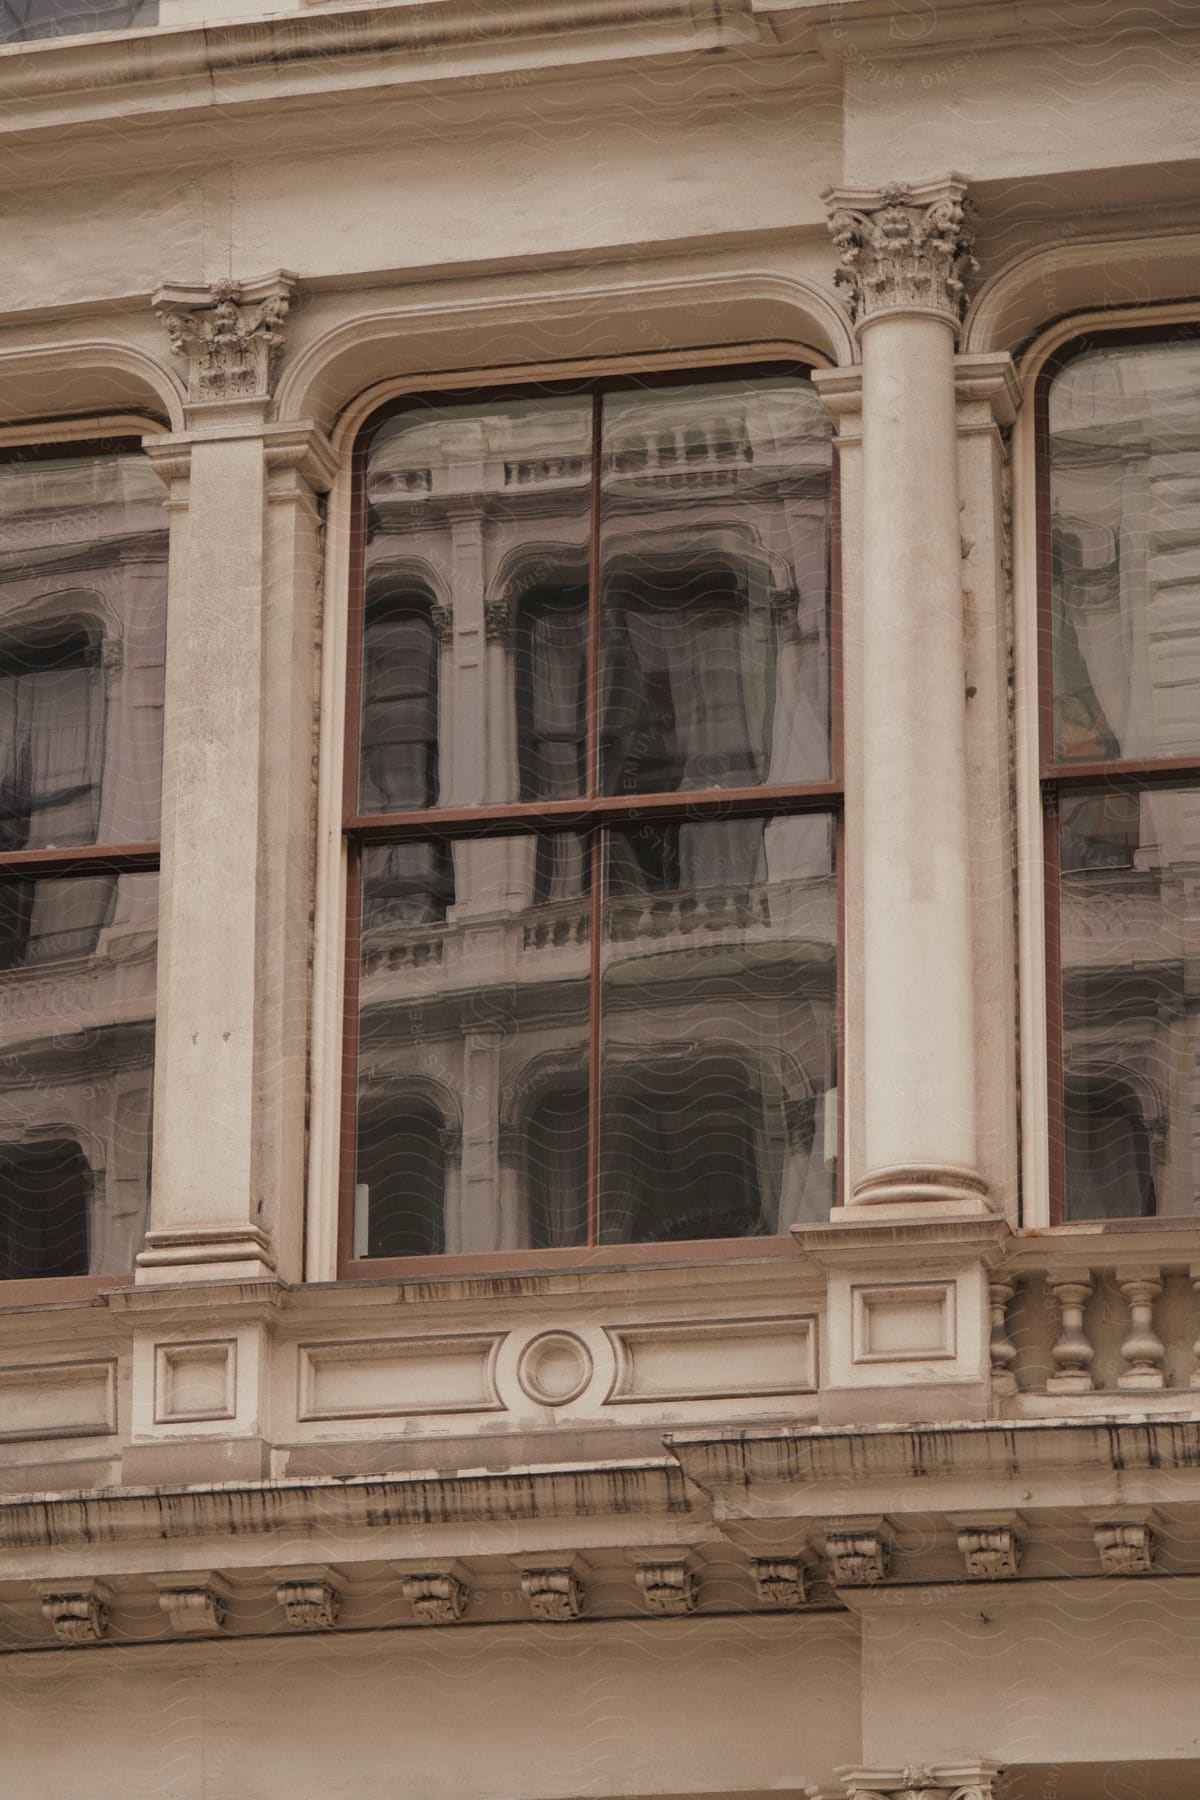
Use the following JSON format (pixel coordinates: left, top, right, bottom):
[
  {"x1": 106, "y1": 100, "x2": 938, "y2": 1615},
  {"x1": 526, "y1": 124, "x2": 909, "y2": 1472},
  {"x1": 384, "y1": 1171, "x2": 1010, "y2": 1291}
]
[{"x1": 991, "y1": 1254, "x2": 1200, "y2": 1398}]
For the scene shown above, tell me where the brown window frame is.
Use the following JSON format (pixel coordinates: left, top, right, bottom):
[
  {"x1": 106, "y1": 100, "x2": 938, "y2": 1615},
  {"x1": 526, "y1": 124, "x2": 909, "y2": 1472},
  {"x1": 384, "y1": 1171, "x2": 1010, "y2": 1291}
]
[
  {"x1": 339, "y1": 360, "x2": 843, "y2": 1278},
  {"x1": 0, "y1": 432, "x2": 162, "y2": 1300},
  {"x1": 1037, "y1": 323, "x2": 1200, "y2": 1226}
]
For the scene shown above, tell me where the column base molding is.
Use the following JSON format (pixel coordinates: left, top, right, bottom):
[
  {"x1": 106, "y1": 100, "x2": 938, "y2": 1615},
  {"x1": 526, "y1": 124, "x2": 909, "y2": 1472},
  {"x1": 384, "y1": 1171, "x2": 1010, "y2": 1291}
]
[
  {"x1": 848, "y1": 1165, "x2": 994, "y2": 1219},
  {"x1": 135, "y1": 1225, "x2": 277, "y2": 1285}
]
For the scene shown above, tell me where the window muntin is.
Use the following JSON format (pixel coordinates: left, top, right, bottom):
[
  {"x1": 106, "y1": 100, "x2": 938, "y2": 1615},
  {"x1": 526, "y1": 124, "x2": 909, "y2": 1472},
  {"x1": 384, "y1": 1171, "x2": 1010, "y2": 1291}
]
[
  {"x1": 1044, "y1": 334, "x2": 1200, "y2": 1221},
  {"x1": 0, "y1": 441, "x2": 166, "y2": 1282},
  {"x1": 344, "y1": 369, "x2": 838, "y2": 1269}
]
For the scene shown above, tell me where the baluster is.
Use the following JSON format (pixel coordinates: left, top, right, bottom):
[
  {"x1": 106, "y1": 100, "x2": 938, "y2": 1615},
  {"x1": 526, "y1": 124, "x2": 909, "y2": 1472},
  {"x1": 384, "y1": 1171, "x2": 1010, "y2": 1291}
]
[
  {"x1": 1046, "y1": 1272, "x2": 1095, "y2": 1393},
  {"x1": 1116, "y1": 1266, "x2": 1166, "y2": 1390},
  {"x1": 988, "y1": 1276, "x2": 1018, "y2": 1396}
]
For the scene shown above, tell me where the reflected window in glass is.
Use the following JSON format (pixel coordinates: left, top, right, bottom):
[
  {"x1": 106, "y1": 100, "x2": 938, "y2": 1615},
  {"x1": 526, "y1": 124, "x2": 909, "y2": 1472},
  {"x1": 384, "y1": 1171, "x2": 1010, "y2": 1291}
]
[
  {"x1": 344, "y1": 369, "x2": 839, "y2": 1268},
  {"x1": 0, "y1": 441, "x2": 166, "y2": 1282},
  {"x1": 1045, "y1": 333, "x2": 1200, "y2": 1220}
]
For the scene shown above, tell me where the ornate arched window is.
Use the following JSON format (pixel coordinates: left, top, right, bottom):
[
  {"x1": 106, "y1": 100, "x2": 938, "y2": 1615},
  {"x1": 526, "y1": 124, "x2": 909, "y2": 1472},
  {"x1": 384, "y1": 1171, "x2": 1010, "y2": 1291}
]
[
  {"x1": 342, "y1": 368, "x2": 838, "y2": 1270},
  {"x1": 1042, "y1": 330, "x2": 1200, "y2": 1219}
]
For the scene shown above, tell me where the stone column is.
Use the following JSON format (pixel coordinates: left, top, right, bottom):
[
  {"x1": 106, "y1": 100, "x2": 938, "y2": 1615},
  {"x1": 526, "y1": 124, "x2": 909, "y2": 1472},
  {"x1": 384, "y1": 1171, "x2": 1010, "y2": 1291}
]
[
  {"x1": 135, "y1": 272, "x2": 336, "y2": 1284},
  {"x1": 823, "y1": 176, "x2": 989, "y2": 1215}
]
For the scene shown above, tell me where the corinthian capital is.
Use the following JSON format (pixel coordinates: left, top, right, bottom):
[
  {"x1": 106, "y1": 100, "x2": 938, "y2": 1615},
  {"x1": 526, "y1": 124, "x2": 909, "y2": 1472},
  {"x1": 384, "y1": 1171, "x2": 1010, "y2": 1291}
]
[
  {"x1": 823, "y1": 176, "x2": 977, "y2": 333},
  {"x1": 153, "y1": 270, "x2": 298, "y2": 406}
]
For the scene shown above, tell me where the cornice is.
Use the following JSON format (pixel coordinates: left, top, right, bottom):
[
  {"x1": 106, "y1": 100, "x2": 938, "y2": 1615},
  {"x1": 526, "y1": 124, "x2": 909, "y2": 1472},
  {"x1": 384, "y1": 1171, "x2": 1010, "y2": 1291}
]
[
  {"x1": 667, "y1": 1416, "x2": 1200, "y2": 1492},
  {"x1": 0, "y1": 0, "x2": 774, "y2": 146},
  {"x1": 0, "y1": 1458, "x2": 695, "y2": 1551}
]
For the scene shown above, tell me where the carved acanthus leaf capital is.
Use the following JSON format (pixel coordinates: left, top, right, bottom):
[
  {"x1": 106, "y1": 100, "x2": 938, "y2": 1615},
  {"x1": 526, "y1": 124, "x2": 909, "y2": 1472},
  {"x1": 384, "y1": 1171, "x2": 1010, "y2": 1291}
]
[
  {"x1": 824, "y1": 177, "x2": 977, "y2": 333},
  {"x1": 153, "y1": 270, "x2": 298, "y2": 405}
]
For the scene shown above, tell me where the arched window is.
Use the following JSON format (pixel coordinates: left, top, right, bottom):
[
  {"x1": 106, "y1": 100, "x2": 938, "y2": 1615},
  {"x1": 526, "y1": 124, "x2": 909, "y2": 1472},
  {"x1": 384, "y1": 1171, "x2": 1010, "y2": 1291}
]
[
  {"x1": 342, "y1": 369, "x2": 838, "y2": 1269},
  {"x1": 1063, "y1": 1077, "x2": 1156, "y2": 1221},
  {"x1": 599, "y1": 1063, "x2": 770, "y2": 1244},
  {"x1": 0, "y1": 438, "x2": 166, "y2": 1282},
  {"x1": 1042, "y1": 332, "x2": 1200, "y2": 1220},
  {"x1": 526, "y1": 1084, "x2": 588, "y2": 1250},
  {"x1": 0, "y1": 1139, "x2": 92, "y2": 1280},
  {"x1": 354, "y1": 1101, "x2": 447, "y2": 1259},
  {"x1": 359, "y1": 598, "x2": 440, "y2": 813}
]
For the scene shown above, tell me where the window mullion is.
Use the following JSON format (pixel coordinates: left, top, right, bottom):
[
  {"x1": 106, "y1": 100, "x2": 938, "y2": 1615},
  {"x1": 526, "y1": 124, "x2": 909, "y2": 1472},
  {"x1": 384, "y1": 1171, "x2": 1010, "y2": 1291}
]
[{"x1": 587, "y1": 826, "x2": 603, "y2": 1249}]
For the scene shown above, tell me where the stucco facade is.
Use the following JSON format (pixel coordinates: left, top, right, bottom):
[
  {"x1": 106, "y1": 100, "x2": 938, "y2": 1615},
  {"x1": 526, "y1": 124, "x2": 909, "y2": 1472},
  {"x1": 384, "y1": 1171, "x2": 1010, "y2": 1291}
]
[{"x1": 0, "y1": 1, "x2": 1198, "y2": 1796}]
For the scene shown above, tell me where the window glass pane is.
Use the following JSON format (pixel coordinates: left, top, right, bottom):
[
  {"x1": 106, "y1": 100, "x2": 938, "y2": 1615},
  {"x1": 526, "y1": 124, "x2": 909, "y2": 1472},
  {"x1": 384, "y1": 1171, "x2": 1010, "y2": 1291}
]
[
  {"x1": 1049, "y1": 341, "x2": 1200, "y2": 764},
  {"x1": 360, "y1": 604, "x2": 440, "y2": 811},
  {"x1": 354, "y1": 834, "x2": 590, "y2": 1257},
  {"x1": 598, "y1": 812, "x2": 837, "y2": 1243},
  {"x1": 1059, "y1": 785, "x2": 1200, "y2": 1219},
  {"x1": 0, "y1": 869, "x2": 157, "y2": 1276},
  {"x1": 0, "y1": 0, "x2": 155, "y2": 42},
  {"x1": 361, "y1": 396, "x2": 592, "y2": 812},
  {"x1": 599, "y1": 376, "x2": 832, "y2": 798},
  {"x1": 0, "y1": 449, "x2": 168, "y2": 847}
]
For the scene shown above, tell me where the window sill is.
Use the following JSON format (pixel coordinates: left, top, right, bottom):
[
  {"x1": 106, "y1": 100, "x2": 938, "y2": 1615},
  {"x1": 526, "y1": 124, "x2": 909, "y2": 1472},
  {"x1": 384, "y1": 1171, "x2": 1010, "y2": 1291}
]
[{"x1": 338, "y1": 1234, "x2": 802, "y2": 1285}]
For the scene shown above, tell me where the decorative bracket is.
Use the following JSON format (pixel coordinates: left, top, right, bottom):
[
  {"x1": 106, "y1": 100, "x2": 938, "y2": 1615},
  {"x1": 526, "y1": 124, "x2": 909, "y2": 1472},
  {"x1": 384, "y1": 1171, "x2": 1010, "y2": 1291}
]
[
  {"x1": 151, "y1": 1573, "x2": 230, "y2": 1636},
  {"x1": 632, "y1": 1553, "x2": 699, "y2": 1616},
  {"x1": 825, "y1": 1524, "x2": 890, "y2": 1586},
  {"x1": 401, "y1": 1570, "x2": 468, "y2": 1625},
  {"x1": 752, "y1": 1557, "x2": 807, "y2": 1609},
  {"x1": 40, "y1": 1582, "x2": 111, "y2": 1645},
  {"x1": 1093, "y1": 1519, "x2": 1155, "y2": 1576},
  {"x1": 519, "y1": 1566, "x2": 584, "y2": 1622},
  {"x1": 956, "y1": 1525, "x2": 1020, "y2": 1581},
  {"x1": 276, "y1": 1576, "x2": 342, "y2": 1630}
]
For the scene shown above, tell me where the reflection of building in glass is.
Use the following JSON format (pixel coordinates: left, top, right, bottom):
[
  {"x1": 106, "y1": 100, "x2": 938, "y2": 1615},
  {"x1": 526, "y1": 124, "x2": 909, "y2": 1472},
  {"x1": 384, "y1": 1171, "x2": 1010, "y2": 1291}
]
[
  {"x1": 352, "y1": 376, "x2": 838, "y2": 1256},
  {"x1": 0, "y1": 449, "x2": 165, "y2": 1276},
  {"x1": 1050, "y1": 343, "x2": 1200, "y2": 1219}
]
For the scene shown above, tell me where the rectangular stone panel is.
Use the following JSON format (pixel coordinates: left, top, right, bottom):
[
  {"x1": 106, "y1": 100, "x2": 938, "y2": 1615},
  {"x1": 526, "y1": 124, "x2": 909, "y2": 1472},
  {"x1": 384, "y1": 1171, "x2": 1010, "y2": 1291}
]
[
  {"x1": 0, "y1": 1357, "x2": 116, "y2": 1440},
  {"x1": 297, "y1": 1334, "x2": 504, "y2": 1420},
  {"x1": 605, "y1": 1316, "x2": 816, "y2": 1403}
]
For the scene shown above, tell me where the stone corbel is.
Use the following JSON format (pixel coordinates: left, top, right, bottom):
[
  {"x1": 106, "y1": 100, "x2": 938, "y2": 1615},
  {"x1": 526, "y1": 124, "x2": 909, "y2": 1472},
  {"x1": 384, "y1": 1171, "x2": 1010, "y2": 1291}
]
[
  {"x1": 40, "y1": 1581, "x2": 111, "y2": 1644},
  {"x1": 631, "y1": 1551, "x2": 699, "y2": 1616},
  {"x1": 823, "y1": 176, "x2": 977, "y2": 333},
  {"x1": 150, "y1": 1572, "x2": 231, "y2": 1635},
  {"x1": 153, "y1": 270, "x2": 298, "y2": 413},
  {"x1": 1091, "y1": 1517, "x2": 1156, "y2": 1576},
  {"x1": 949, "y1": 1514, "x2": 1023, "y2": 1581},
  {"x1": 517, "y1": 1562, "x2": 585, "y2": 1622},
  {"x1": 752, "y1": 1557, "x2": 807, "y2": 1609},
  {"x1": 400, "y1": 1567, "x2": 469, "y2": 1625},
  {"x1": 275, "y1": 1569, "x2": 343, "y2": 1630},
  {"x1": 824, "y1": 1521, "x2": 891, "y2": 1586}
]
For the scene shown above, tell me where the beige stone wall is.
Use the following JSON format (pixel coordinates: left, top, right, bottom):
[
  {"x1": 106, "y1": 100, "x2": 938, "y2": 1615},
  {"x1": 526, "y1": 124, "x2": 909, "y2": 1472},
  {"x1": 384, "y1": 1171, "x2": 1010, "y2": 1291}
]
[{"x1": 0, "y1": 2, "x2": 1197, "y2": 1796}]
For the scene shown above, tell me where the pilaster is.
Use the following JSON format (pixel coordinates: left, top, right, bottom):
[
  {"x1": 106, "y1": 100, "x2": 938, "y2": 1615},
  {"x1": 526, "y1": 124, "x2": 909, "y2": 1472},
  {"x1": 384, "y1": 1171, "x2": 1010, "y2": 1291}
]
[{"x1": 136, "y1": 272, "x2": 335, "y2": 1285}]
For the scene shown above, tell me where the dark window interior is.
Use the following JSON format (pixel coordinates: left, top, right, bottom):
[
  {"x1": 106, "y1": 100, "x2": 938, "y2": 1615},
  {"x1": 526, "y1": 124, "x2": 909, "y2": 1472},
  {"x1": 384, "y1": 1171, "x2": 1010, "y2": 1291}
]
[{"x1": 0, "y1": 1139, "x2": 91, "y2": 1280}]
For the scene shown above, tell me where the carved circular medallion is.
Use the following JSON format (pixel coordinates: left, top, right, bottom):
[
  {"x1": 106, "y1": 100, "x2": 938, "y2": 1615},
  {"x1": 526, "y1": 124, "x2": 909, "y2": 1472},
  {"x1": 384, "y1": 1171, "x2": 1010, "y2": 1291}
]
[{"x1": 516, "y1": 1332, "x2": 593, "y2": 1407}]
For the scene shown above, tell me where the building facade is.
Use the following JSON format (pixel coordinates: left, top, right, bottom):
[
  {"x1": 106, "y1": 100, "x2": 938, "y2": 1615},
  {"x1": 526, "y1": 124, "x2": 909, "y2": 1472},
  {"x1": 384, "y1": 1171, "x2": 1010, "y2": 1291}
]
[{"x1": 0, "y1": 1, "x2": 1197, "y2": 1796}]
